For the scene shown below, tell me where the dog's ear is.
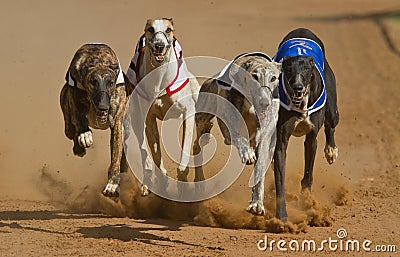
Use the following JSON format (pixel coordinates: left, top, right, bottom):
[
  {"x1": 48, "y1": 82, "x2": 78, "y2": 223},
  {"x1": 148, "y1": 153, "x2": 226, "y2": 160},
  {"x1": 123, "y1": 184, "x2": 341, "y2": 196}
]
[
  {"x1": 145, "y1": 19, "x2": 153, "y2": 32},
  {"x1": 308, "y1": 57, "x2": 314, "y2": 67},
  {"x1": 163, "y1": 17, "x2": 174, "y2": 26},
  {"x1": 273, "y1": 62, "x2": 282, "y2": 72},
  {"x1": 241, "y1": 60, "x2": 252, "y2": 71}
]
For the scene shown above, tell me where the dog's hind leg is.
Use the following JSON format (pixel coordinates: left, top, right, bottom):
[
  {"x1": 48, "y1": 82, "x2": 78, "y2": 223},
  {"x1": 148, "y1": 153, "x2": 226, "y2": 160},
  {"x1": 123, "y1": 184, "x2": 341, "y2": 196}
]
[{"x1": 323, "y1": 61, "x2": 339, "y2": 164}]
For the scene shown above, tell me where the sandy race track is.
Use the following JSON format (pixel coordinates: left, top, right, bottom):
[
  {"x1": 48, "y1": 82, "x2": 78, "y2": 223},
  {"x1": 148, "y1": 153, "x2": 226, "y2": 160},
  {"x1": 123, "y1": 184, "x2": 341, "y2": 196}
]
[{"x1": 0, "y1": 0, "x2": 399, "y2": 256}]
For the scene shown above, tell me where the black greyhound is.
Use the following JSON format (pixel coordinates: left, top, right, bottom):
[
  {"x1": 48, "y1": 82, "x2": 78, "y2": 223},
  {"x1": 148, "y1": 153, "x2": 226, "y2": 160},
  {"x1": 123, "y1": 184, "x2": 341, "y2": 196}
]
[{"x1": 273, "y1": 28, "x2": 339, "y2": 220}]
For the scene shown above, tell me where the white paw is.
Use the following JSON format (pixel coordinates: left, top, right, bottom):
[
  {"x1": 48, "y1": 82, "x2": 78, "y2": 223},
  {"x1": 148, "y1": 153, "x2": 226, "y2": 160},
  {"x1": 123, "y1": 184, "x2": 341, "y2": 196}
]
[
  {"x1": 324, "y1": 144, "x2": 338, "y2": 165},
  {"x1": 102, "y1": 177, "x2": 120, "y2": 197},
  {"x1": 239, "y1": 145, "x2": 257, "y2": 164},
  {"x1": 78, "y1": 131, "x2": 93, "y2": 148},
  {"x1": 247, "y1": 202, "x2": 265, "y2": 215},
  {"x1": 141, "y1": 184, "x2": 151, "y2": 197}
]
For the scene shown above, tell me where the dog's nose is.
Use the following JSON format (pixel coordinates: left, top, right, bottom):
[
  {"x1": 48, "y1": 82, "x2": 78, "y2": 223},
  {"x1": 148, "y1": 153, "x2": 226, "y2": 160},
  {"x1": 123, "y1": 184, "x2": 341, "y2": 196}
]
[
  {"x1": 93, "y1": 91, "x2": 110, "y2": 111},
  {"x1": 292, "y1": 82, "x2": 304, "y2": 92},
  {"x1": 154, "y1": 42, "x2": 166, "y2": 52}
]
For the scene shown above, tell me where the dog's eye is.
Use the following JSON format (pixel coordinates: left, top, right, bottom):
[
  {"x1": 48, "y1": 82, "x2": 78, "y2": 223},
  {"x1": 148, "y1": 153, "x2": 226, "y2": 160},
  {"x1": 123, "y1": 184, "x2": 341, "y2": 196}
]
[
  {"x1": 252, "y1": 74, "x2": 259, "y2": 81},
  {"x1": 270, "y1": 76, "x2": 277, "y2": 82},
  {"x1": 147, "y1": 27, "x2": 155, "y2": 34},
  {"x1": 304, "y1": 66, "x2": 312, "y2": 72},
  {"x1": 165, "y1": 27, "x2": 172, "y2": 33}
]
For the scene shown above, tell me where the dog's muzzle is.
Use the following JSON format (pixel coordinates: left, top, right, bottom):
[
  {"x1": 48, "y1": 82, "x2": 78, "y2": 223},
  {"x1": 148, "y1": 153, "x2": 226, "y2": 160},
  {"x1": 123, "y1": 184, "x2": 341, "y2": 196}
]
[
  {"x1": 286, "y1": 74, "x2": 307, "y2": 108},
  {"x1": 95, "y1": 109, "x2": 109, "y2": 124},
  {"x1": 90, "y1": 92, "x2": 110, "y2": 124},
  {"x1": 290, "y1": 90, "x2": 305, "y2": 107},
  {"x1": 148, "y1": 31, "x2": 171, "y2": 63}
]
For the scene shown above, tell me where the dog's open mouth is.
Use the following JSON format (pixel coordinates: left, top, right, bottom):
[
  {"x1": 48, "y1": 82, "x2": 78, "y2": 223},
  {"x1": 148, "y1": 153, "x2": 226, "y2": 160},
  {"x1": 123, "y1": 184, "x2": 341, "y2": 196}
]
[
  {"x1": 96, "y1": 109, "x2": 109, "y2": 124},
  {"x1": 152, "y1": 49, "x2": 167, "y2": 62}
]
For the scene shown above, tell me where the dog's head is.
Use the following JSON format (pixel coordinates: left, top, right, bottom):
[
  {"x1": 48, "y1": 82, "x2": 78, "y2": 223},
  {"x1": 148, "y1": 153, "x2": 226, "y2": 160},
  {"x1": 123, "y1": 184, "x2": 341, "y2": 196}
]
[
  {"x1": 76, "y1": 45, "x2": 121, "y2": 124},
  {"x1": 282, "y1": 56, "x2": 315, "y2": 108},
  {"x1": 144, "y1": 18, "x2": 175, "y2": 63},
  {"x1": 232, "y1": 56, "x2": 281, "y2": 110}
]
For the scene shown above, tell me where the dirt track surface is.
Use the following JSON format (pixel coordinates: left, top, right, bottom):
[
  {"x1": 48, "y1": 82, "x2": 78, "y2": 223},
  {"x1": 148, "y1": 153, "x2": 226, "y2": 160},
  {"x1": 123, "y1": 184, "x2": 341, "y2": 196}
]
[{"x1": 0, "y1": 0, "x2": 399, "y2": 256}]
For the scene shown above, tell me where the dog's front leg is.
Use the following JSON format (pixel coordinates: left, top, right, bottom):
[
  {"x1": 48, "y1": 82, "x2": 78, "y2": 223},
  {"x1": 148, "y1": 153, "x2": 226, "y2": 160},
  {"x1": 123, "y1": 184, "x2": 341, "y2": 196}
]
[
  {"x1": 103, "y1": 90, "x2": 127, "y2": 197},
  {"x1": 273, "y1": 114, "x2": 296, "y2": 220},
  {"x1": 247, "y1": 126, "x2": 275, "y2": 215},
  {"x1": 247, "y1": 164, "x2": 266, "y2": 215},
  {"x1": 274, "y1": 139, "x2": 288, "y2": 220},
  {"x1": 231, "y1": 132, "x2": 257, "y2": 164},
  {"x1": 60, "y1": 84, "x2": 91, "y2": 157},
  {"x1": 177, "y1": 107, "x2": 195, "y2": 181},
  {"x1": 176, "y1": 106, "x2": 195, "y2": 197},
  {"x1": 145, "y1": 113, "x2": 168, "y2": 194},
  {"x1": 193, "y1": 112, "x2": 215, "y2": 196}
]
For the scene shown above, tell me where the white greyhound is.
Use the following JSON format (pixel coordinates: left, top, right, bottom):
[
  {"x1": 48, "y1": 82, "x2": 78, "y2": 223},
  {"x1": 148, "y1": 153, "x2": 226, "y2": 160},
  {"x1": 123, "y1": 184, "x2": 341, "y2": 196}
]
[
  {"x1": 193, "y1": 53, "x2": 281, "y2": 214},
  {"x1": 125, "y1": 18, "x2": 200, "y2": 196}
]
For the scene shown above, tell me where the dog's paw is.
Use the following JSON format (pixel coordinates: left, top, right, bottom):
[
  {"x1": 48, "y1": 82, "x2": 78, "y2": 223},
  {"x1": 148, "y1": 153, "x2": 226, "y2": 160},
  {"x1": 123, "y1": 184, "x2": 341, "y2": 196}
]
[
  {"x1": 324, "y1": 144, "x2": 338, "y2": 165},
  {"x1": 247, "y1": 201, "x2": 265, "y2": 216},
  {"x1": 140, "y1": 184, "x2": 151, "y2": 197},
  {"x1": 73, "y1": 144, "x2": 86, "y2": 157},
  {"x1": 78, "y1": 131, "x2": 93, "y2": 148},
  {"x1": 102, "y1": 176, "x2": 120, "y2": 197},
  {"x1": 239, "y1": 145, "x2": 257, "y2": 164}
]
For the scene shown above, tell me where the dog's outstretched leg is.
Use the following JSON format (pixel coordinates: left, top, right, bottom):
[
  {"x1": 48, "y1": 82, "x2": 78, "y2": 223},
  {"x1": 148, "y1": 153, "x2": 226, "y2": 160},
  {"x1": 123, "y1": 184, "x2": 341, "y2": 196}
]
[
  {"x1": 273, "y1": 113, "x2": 295, "y2": 220},
  {"x1": 145, "y1": 113, "x2": 168, "y2": 195},
  {"x1": 247, "y1": 173, "x2": 266, "y2": 215},
  {"x1": 177, "y1": 108, "x2": 195, "y2": 180},
  {"x1": 324, "y1": 61, "x2": 339, "y2": 164},
  {"x1": 60, "y1": 84, "x2": 90, "y2": 157},
  {"x1": 103, "y1": 90, "x2": 127, "y2": 197},
  {"x1": 301, "y1": 131, "x2": 318, "y2": 191}
]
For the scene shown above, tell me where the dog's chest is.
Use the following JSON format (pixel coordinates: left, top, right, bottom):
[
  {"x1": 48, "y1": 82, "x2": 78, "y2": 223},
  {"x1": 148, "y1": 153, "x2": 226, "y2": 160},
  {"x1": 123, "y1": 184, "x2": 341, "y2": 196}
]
[{"x1": 151, "y1": 94, "x2": 185, "y2": 120}]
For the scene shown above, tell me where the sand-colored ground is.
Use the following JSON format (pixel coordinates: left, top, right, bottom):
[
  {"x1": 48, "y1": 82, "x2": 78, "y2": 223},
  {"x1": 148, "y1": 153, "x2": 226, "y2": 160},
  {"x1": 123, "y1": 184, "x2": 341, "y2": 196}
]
[{"x1": 0, "y1": 0, "x2": 399, "y2": 256}]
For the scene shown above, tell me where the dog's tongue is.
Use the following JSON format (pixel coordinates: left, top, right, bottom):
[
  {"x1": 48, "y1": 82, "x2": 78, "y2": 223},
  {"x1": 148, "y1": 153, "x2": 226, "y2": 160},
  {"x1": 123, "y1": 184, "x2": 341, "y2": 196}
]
[{"x1": 154, "y1": 48, "x2": 167, "y2": 62}]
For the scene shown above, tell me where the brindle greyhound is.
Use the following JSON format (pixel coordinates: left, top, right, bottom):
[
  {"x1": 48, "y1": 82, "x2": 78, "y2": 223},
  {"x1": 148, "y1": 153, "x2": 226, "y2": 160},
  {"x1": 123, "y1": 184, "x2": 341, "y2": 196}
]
[
  {"x1": 273, "y1": 28, "x2": 339, "y2": 220},
  {"x1": 60, "y1": 43, "x2": 130, "y2": 197}
]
